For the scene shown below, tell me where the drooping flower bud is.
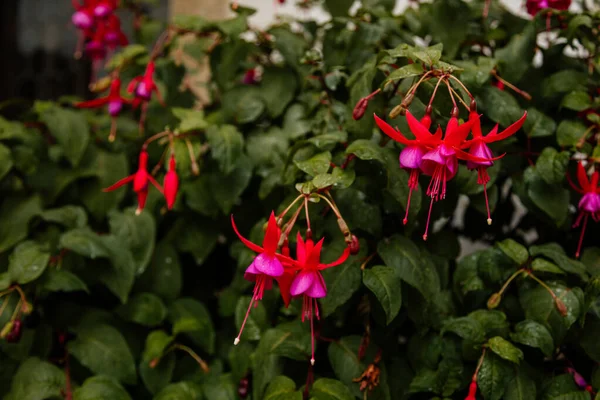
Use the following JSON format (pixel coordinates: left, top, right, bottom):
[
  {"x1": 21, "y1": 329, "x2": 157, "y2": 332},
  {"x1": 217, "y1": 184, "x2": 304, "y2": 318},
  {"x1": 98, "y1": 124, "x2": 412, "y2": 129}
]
[
  {"x1": 164, "y1": 154, "x2": 179, "y2": 210},
  {"x1": 487, "y1": 292, "x2": 502, "y2": 309},
  {"x1": 555, "y1": 297, "x2": 568, "y2": 316},
  {"x1": 5, "y1": 320, "x2": 23, "y2": 343},
  {"x1": 353, "y1": 98, "x2": 369, "y2": 120}
]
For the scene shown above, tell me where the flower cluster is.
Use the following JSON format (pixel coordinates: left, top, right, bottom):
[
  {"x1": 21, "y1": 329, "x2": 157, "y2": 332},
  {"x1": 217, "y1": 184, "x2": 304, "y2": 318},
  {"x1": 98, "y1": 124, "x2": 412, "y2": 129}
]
[
  {"x1": 375, "y1": 102, "x2": 527, "y2": 240},
  {"x1": 71, "y1": 0, "x2": 127, "y2": 69},
  {"x1": 231, "y1": 194, "x2": 355, "y2": 365},
  {"x1": 104, "y1": 140, "x2": 180, "y2": 214},
  {"x1": 568, "y1": 161, "x2": 599, "y2": 258}
]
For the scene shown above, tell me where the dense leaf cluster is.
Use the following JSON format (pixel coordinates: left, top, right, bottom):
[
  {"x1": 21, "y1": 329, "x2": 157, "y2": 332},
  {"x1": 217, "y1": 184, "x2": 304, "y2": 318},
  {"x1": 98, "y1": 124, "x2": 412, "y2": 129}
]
[{"x1": 0, "y1": 0, "x2": 599, "y2": 399}]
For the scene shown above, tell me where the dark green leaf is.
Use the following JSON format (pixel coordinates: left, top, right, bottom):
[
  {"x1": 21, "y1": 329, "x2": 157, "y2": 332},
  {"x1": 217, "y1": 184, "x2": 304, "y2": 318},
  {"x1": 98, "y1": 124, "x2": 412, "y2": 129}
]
[
  {"x1": 363, "y1": 266, "x2": 402, "y2": 324},
  {"x1": 73, "y1": 376, "x2": 132, "y2": 400},
  {"x1": 69, "y1": 323, "x2": 137, "y2": 384},
  {"x1": 8, "y1": 241, "x2": 50, "y2": 284}
]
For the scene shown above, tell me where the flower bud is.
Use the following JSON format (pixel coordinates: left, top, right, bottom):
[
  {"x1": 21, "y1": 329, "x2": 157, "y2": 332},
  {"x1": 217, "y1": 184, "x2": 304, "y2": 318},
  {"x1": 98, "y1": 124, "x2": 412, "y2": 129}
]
[
  {"x1": 555, "y1": 298, "x2": 568, "y2": 316},
  {"x1": 21, "y1": 301, "x2": 33, "y2": 315},
  {"x1": 353, "y1": 98, "x2": 369, "y2": 120},
  {"x1": 487, "y1": 293, "x2": 502, "y2": 309},
  {"x1": 6, "y1": 320, "x2": 23, "y2": 343},
  {"x1": 389, "y1": 104, "x2": 406, "y2": 119},
  {"x1": 348, "y1": 235, "x2": 360, "y2": 255},
  {"x1": 164, "y1": 155, "x2": 179, "y2": 210}
]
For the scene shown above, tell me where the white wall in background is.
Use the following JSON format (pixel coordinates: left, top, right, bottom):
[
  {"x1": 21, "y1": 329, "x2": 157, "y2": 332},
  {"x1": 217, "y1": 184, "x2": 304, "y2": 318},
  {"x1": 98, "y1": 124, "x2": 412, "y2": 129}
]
[{"x1": 235, "y1": 0, "x2": 529, "y2": 28}]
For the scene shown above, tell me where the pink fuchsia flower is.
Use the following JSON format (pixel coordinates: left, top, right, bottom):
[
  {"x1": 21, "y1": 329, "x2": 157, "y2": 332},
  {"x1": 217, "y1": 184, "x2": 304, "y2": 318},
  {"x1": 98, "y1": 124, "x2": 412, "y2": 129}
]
[
  {"x1": 567, "y1": 162, "x2": 600, "y2": 258},
  {"x1": 463, "y1": 110, "x2": 527, "y2": 225},
  {"x1": 288, "y1": 233, "x2": 350, "y2": 365},
  {"x1": 128, "y1": 62, "x2": 165, "y2": 132},
  {"x1": 103, "y1": 150, "x2": 164, "y2": 214},
  {"x1": 417, "y1": 112, "x2": 488, "y2": 240},
  {"x1": 75, "y1": 77, "x2": 130, "y2": 141},
  {"x1": 163, "y1": 154, "x2": 179, "y2": 210},
  {"x1": 374, "y1": 109, "x2": 440, "y2": 224},
  {"x1": 526, "y1": 0, "x2": 571, "y2": 16},
  {"x1": 231, "y1": 212, "x2": 296, "y2": 345}
]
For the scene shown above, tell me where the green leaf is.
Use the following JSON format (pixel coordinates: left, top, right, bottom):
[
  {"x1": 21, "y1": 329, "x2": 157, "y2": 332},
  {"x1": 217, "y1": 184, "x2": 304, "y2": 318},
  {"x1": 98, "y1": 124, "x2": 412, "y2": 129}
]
[
  {"x1": 378, "y1": 235, "x2": 440, "y2": 300},
  {"x1": 324, "y1": 0, "x2": 354, "y2": 17},
  {"x1": 442, "y1": 316, "x2": 485, "y2": 343},
  {"x1": 108, "y1": 208, "x2": 156, "y2": 276},
  {"x1": 311, "y1": 378, "x2": 354, "y2": 400},
  {"x1": 41, "y1": 206, "x2": 88, "y2": 229},
  {"x1": 222, "y1": 86, "x2": 265, "y2": 124},
  {"x1": 8, "y1": 241, "x2": 50, "y2": 284},
  {"x1": 561, "y1": 91, "x2": 592, "y2": 111},
  {"x1": 524, "y1": 108, "x2": 556, "y2": 138},
  {"x1": 535, "y1": 148, "x2": 569, "y2": 185},
  {"x1": 363, "y1": 266, "x2": 402, "y2": 324},
  {"x1": 60, "y1": 228, "x2": 135, "y2": 303},
  {"x1": 117, "y1": 292, "x2": 167, "y2": 327},
  {"x1": 385, "y1": 63, "x2": 424, "y2": 83},
  {"x1": 556, "y1": 120, "x2": 588, "y2": 148},
  {"x1": 0, "y1": 143, "x2": 13, "y2": 181},
  {"x1": 153, "y1": 382, "x2": 202, "y2": 400},
  {"x1": 172, "y1": 108, "x2": 208, "y2": 132},
  {"x1": 206, "y1": 125, "x2": 245, "y2": 175},
  {"x1": 5, "y1": 357, "x2": 65, "y2": 400},
  {"x1": 495, "y1": 22, "x2": 536, "y2": 82},
  {"x1": 346, "y1": 140, "x2": 385, "y2": 163},
  {"x1": 139, "y1": 331, "x2": 175, "y2": 394},
  {"x1": 73, "y1": 376, "x2": 132, "y2": 400},
  {"x1": 261, "y1": 68, "x2": 298, "y2": 118},
  {"x1": 42, "y1": 269, "x2": 89, "y2": 293},
  {"x1": 295, "y1": 151, "x2": 332, "y2": 177},
  {"x1": 496, "y1": 239, "x2": 529, "y2": 266},
  {"x1": 477, "y1": 353, "x2": 514, "y2": 400},
  {"x1": 487, "y1": 336, "x2": 523, "y2": 364},
  {"x1": 504, "y1": 370, "x2": 536, "y2": 400},
  {"x1": 0, "y1": 195, "x2": 42, "y2": 253},
  {"x1": 37, "y1": 103, "x2": 90, "y2": 166},
  {"x1": 529, "y1": 243, "x2": 589, "y2": 281},
  {"x1": 264, "y1": 376, "x2": 301, "y2": 400},
  {"x1": 169, "y1": 298, "x2": 215, "y2": 354},
  {"x1": 510, "y1": 320, "x2": 554, "y2": 357},
  {"x1": 69, "y1": 323, "x2": 137, "y2": 384}
]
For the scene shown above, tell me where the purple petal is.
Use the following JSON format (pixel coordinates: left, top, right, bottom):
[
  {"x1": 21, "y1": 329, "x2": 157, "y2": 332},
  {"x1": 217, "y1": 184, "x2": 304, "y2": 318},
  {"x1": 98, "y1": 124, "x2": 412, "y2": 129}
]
[
  {"x1": 466, "y1": 141, "x2": 494, "y2": 169},
  {"x1": 290, "y1": 271, "x2": 315, "y2": 297},
  {"x1": 305, "y1": 272, "x2": 327, "y2": 298},
  {"x1": 253, "y1": 253, "x2": 284, "y2": 277},
  {"x1": 399, "y1": 146, "x2": 426, "y2": 170},
  {"x1": 579, "y1": 193, "x2": 600, "y2": 214},
  {"x1": 108, "y1": 101, "x2": 123, "y2": 117}
]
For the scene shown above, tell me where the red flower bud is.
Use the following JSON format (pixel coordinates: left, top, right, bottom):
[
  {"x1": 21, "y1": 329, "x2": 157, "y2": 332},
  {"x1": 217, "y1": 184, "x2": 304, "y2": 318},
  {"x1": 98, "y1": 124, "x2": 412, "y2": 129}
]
[
  {"x1": 6, "y1": 320, "x2": 23, "y2": 343},
  {"x1": 349, "y1": 235, "x2": 360, "y2": 255},
  {"x1": 353, "y1": 98, "x2": 369, "y2": 120},
  {"x1": 164, "y1": 154, "x2": 179, "y2": 210}
]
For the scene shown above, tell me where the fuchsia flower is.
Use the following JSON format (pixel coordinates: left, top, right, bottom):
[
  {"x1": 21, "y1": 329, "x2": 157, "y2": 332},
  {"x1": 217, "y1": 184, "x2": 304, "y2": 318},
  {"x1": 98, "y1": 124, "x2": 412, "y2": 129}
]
[
  {"x1": 163, "y1": 154, "x2": 179, "y2": 210},
  {"x1": 103, "y1": 150, "x2": 164, "y2": 214},
  {"x1": 128, "y1": 62, "x2": 165, "y2": 132},
  {"x1": 526, "y1": 0, "x2": 571, "y2": 16},
  {"x1": 463, "y1": 110, "x2": 527, "y2": 225},
  {"x1": 374, "y1": 110, "x2": 439, "y2": 225},
  {"x1": 567, "y1": 162, "x2": 600, "y2": 258},
  {"x1": 75, "y1": 77, "x2": 130, "y2": 141},
  {"x1": 231, "y1": 212, "x2": 296, "y2": 345},
  {"x1": 288, "y1": 233, "x2": 350, "y2": 365}
]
